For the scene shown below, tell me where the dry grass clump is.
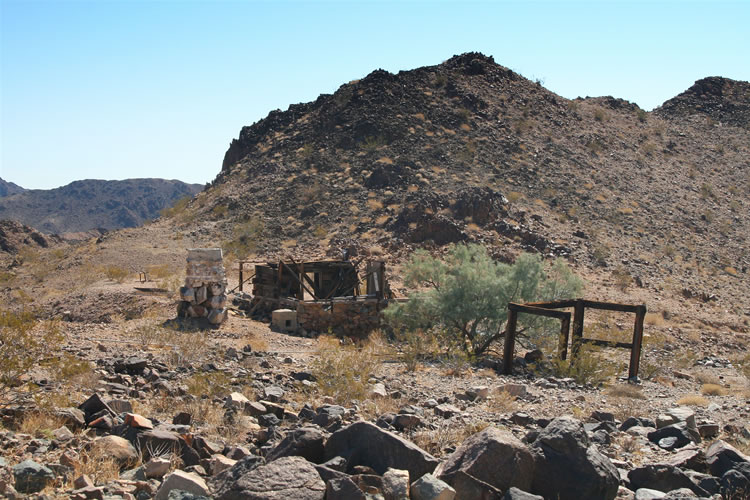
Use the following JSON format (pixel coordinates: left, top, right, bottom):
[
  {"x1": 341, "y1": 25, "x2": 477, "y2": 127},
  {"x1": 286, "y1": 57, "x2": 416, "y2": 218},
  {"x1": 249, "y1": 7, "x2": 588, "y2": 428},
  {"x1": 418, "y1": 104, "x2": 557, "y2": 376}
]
[
  {"x1": 606, "y1": 384, "x2": 646, "y2": 399},
  {"x1": 412, "y1": 420, "x2": 490, "y2": 458},
  {"x1": 644, "y1": 312, "x2": 666, "y2": 327},
  {"x1": 700, "y1": 383, "x2": 726, "y2": 396},
  {"x1": 310, "y1": 335, "x2": 385, "y2": 404},
  {"x1": 75, "y1": 445, "x2": 122, "y2": 485},
  {"x1": 676, "y1": 394, "x2": 709, "y2": 406},
  {"x1": 103, "y1": 265, "x2": 129, "y2": 283},
  {"x1": 482, "y1": 388, "x2": 517, "y2": 413},
  {"x1": 17, "y1": 412, "x2": 67, "y2": 438}
]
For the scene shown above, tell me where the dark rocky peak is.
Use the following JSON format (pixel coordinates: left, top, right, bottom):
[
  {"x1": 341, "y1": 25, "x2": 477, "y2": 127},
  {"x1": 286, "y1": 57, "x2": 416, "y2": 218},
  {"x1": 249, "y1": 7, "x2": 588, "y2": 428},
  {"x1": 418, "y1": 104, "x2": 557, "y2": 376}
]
[
  {"x1": 0, "y1": 219, "x2": 60, "y2": 254},
  {"x1": 0, "y1": 178, "x2": 26, "y2": 197},
  {"x1": 655, "y1": 76, "x2": 750, "y2": 129}
]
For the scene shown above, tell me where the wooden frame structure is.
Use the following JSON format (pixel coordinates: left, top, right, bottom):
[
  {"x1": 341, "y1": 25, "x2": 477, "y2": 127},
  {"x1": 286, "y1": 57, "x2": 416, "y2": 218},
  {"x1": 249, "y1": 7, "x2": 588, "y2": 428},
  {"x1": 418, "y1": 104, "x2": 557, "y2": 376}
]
[{"x1": 502, "y1": 299, "x2": 646, "y2": 380}]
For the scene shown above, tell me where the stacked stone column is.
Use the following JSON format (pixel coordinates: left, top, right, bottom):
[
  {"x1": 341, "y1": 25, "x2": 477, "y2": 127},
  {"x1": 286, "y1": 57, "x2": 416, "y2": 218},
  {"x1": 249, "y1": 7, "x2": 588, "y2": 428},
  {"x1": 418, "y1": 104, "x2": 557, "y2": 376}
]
[{"x1": 178, "y1": 248, "x2": 228, "y2": 325}]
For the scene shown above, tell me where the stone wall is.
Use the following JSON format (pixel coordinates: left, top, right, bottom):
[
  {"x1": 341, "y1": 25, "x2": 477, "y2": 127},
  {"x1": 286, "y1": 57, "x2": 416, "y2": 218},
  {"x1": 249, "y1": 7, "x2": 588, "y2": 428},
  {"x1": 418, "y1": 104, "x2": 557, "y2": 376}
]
[
  {"x1": 296, "y1": 298, "x2": 383, "y2": 338},
  {"x1": 177, "y1": 248, "x2": 228, "y2": 325}
]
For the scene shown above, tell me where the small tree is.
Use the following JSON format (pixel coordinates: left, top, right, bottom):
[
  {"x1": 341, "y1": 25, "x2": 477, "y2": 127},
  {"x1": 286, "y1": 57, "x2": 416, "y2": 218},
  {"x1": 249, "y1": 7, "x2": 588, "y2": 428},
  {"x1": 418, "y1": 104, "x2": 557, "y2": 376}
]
[{"x1": 385, "y1": 244, "x2": 583, "y2": 356}]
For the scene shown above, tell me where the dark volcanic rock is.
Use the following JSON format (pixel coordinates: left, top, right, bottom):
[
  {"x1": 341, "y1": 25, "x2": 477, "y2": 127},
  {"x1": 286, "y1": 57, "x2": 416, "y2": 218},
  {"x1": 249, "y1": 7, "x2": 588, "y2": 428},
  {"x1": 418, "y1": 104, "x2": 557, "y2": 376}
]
[
  {"x1": 529, "y1": 416, "x2": 619, "y2": 500},
  {"x1": 324, "y1": 421, "x2": 439, "y2": 482},
  {"x1": 213, "y1": 456, "x2": 325, "y2": 500}
]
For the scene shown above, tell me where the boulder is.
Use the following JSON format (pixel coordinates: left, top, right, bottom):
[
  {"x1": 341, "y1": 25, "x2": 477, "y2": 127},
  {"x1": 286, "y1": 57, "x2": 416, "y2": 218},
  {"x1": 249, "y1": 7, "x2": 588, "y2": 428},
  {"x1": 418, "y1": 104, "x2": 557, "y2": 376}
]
[
  {"x1": 530, "y1": 416, "x2": 619, "y2": 500},
  {"x1": 12, "y1": 460, "x2": 55, "y2": 494},
  {"x1": 450, "y1": 470, "x2": 504, "y2": 499},
  {"x1": 136, "y1": 429, "x2": 182, "y2": 460},
  {"x1": 265, "y1": 426, "x2": 326, "y2": 464},
  {"x1": 326, "y1": 476, "x2": 366, "y2": 500},
  {"x1": 155, "y1": 470, "x2": 210, "y2": 500},
  {"x1": 324, "y1": 421, "x2": 439, "y2": 482},
  {"x1": 89, "y1": 435, "x2": 138, "y2": 466},
  {"x1": 145, "y1": 457, "x2": 172, "y2": 479},
  {"x1": 720, "y1": 465, "x2": 750, "y2": 499},
  {"x1": 502, "y1": 487, "x2": 543, "y2": 499},
  {"x1": 213, "y1": 456, "x2": 325, "y2": 500},
  {"x1": 647, "y1": 423, "x2": 698, "y2": 449},
  {"x1": 705, "y1": 440, "x2": 750, "y2": 477},
  {"x1": 410, "y1": 473, "x2": 456, "y2": 500},
  {"x1": 435, "y1": 426, "x2": 534, "y2": 494},
  {"x1": 382, "y1": 468, "x2": 410, "y2": 500},
  {"x1": 627, "y1": 464, "x2": 708, "y2": 496}
]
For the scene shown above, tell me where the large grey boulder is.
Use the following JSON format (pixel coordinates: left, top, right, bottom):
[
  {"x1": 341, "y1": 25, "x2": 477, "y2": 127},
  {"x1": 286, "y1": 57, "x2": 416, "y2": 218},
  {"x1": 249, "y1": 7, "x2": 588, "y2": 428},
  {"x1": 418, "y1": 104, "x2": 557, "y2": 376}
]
[
  {"x1": 627, "y1": 464, "x2": 708, "y2": 496},
  {"x1": 326, "y1": 476, "x2": 366, "y2": 500},
  {"x1": 530, "y1": 416, "x2": 619, "y2": 500},
  {"x1": 12, "y1": 460, "x2": 55, "y2": 494},
  {"x1": 89, "y1": 435, "x2": 139, "y2": 467},
  {"x1": 265, "y1": 426, "x2": 326, "y2": 464},
  {"x1": 213, "y1": 456, "x2": 325, "y2": 500},
  {"x1": 325, "y1": 421, "x2": 439, "y2": 481},
  {"x1": 502, "y1": 487, "x2": 543, "y2": 500},
  {"x1": 435, "y1": 426, "x2": 534, "y2": 494}
]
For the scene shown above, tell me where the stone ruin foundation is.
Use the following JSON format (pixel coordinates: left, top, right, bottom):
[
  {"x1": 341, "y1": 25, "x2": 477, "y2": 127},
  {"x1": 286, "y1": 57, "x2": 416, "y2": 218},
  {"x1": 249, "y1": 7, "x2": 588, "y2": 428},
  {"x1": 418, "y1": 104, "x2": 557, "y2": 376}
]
[{"x1": 177, "y1": 248, "x2": 228, "y2": 325}]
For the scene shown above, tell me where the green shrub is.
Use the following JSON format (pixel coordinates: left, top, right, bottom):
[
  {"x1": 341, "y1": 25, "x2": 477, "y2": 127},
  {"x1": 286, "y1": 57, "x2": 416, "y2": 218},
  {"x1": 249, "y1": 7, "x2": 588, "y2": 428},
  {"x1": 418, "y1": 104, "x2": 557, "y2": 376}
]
[
  {"x1": 384, "y1": 244, "x2": 583, "y2": 356},
  {"x1": 160, "y1": 195, "x2": 192, "y2": 218},
  {"x1": 103, "y1": 265, "x2": 129, "y2": 283}
]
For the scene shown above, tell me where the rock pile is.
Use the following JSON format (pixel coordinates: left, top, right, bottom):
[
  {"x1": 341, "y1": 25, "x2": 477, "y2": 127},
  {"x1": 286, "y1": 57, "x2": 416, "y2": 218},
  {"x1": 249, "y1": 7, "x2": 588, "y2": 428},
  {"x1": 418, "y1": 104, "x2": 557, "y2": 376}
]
[{"x1": 178, "y1": 248, "x2": 228, "y2": 325}]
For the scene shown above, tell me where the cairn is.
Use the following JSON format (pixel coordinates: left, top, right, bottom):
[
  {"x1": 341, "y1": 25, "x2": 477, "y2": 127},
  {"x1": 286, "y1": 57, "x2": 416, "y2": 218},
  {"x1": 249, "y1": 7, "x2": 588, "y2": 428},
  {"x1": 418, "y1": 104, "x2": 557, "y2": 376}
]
[{"x1": 178, "y1": 248, "x2": 227, "y2": 325}]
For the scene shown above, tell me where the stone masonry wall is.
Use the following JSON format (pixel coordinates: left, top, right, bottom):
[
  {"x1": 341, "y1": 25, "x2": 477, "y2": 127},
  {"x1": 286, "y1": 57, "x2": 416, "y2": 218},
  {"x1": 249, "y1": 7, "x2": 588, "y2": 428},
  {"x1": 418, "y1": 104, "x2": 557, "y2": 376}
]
[
  {"x1": 296, "y1": 299, "x2": 382, "y2": 338},
  {"x1": 178, "y1": 248, "x2": 228, "y2": 325}
]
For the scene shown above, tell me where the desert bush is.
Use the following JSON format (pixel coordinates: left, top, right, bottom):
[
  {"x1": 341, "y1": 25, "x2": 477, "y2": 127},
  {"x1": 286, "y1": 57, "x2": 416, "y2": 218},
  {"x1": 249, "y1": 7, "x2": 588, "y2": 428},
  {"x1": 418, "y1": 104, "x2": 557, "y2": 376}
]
[
  {"x1": 222, "y1": 216, "x2": 265, "y2": 260},
  {"x1": 103, "y1": 265, "x2": 129, "y2": 283},
  {"x1": 1, "y1": 309, "x2": 62, "y2": 406},
  {"x1": 160, "y1": 195, "x2": 192, "y2": 218},
  {"x1": 186, "y1": 371, "x2": 232, "y2": 398},
  {"x1": 544, "y1": 345, "x2": 619, "y2": 386},
  {"x1": 636, "y1": 109, "x2": 648, "y2": 123},
  {"x1": 701, "y1": 383, "x2": 726, "y2": 396},
  {"x1": 310, "y1": 335, "x2": 383, "y2": 404},
  {"x1": 676, "y1": 394, "x2": 708, "y2": 406},
  {"x1": 384, "y1": 244, "x2": 583, "y2": 356}
]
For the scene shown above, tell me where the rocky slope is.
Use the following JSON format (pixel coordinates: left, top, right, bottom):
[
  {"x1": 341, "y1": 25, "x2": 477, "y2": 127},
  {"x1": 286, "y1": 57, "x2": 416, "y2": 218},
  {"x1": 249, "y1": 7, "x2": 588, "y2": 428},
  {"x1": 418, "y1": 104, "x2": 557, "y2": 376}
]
[
  {"x1": 0, "y1": 179, "x2": 202, "y2": 234},
  {"x1": 173, "y1": 53, "x2": 748, "y2": 321},
  {"x1": 0, "y1": 178, "x2": 26, "y2": 197}
]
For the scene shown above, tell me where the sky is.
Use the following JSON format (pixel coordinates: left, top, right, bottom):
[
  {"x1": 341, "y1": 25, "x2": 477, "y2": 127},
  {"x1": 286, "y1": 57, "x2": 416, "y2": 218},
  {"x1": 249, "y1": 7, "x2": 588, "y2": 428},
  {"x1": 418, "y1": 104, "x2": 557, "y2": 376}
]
[{"x1": 1, "y1": 1, "x2": 748, "y2": 190}]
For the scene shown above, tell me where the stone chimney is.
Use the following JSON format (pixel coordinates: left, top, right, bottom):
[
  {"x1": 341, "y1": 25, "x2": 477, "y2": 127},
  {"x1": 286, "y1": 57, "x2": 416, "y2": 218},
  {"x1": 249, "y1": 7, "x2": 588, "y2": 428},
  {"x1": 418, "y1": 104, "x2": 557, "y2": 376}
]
[{"x1": 178, "y1": 248, "x2": 227, "y2": 325}]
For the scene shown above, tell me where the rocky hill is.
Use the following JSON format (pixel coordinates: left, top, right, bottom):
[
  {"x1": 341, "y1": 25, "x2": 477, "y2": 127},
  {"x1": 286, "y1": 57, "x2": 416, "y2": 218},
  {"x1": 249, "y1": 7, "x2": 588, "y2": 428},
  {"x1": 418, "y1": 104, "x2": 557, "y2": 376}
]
[
  {"x1": 0, "y1": 178, "x2": 25, "y2": 197},
  {"x1": 0, "y1": 219, "x2": 60, "y2": 255},
  {"x1": 173, "y1": 53, "x2": 748, "y2": 316},
  {"x1": 0, "y1": 178, "x2": 202, "y2": 234}
]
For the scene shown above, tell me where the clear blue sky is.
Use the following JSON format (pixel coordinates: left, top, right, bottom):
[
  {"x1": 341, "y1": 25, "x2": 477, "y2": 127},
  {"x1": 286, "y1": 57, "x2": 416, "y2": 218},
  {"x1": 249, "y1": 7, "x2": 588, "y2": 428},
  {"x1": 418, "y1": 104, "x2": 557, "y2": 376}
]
[{"x1": 1, "y1": 0, "x2": 748, "y2": 190}]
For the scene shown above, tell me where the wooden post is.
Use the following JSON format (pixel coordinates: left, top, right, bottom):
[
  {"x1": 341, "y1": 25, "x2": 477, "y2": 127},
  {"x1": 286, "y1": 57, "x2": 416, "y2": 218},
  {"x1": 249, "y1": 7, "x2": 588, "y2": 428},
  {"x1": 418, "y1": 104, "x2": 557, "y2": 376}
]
[
  {"x1": 502, "y1": 308, "x2": 518, "y2": 374},
  {"x1": 239, "y1": 262, "x2": 244, "y2": 292},
  {"x1": 559, "y1": 314, "x2": 571, "y2": 361},
  {"x1": 571, "y1": 299, "x2": 585, "y2": 361},
  {"x1": 298, "y1": 262, "x2": 305, "y2": 300},
  {"x1": 629, "y1": 305, "x2": 647, "y2": 379}
]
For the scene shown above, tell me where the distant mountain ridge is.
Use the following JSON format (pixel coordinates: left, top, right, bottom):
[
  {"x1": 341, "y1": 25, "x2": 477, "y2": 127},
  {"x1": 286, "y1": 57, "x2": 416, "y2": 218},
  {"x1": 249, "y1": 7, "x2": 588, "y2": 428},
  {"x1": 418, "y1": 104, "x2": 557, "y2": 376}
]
[
  {"x1": 0, "y1": 178, "x2": 26, "y2": 197},
  {"x1": 0, "y1": 178, "x2": 202, "y2": 234}
]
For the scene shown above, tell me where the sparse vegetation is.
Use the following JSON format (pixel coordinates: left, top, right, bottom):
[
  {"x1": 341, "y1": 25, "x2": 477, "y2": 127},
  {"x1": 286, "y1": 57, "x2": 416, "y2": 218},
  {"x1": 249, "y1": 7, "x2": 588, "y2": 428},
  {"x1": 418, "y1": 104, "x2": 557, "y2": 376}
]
[
  {"x1": 1, "y1": 309, "x2": 62, "y2": 406},
  {"x1": 103, "y1": 265, "x2": 129, "y2": 283},
  {"x1": 222, "y1": 216, "x2": 265, "y2": 260},
  {"x1": 385, "y1": 244, "x2": 583, "y2": 356},
  {"x1": 310, "y1": 335, "x2": 384, "y2": 403}
]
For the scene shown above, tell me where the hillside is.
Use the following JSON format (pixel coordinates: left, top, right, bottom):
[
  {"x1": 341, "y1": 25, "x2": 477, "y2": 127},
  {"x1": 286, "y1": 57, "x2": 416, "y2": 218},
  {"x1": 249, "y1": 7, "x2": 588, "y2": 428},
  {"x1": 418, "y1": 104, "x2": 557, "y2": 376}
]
[
  {"x1": 168, "y1": 53, "x2": 748, "y2": 321},
  {"x1": 0, "y1": 178, "x2": 25, "y2": 197},
  {"x1": 0, "y1": 178, "x2": 202, "y2": 234}
]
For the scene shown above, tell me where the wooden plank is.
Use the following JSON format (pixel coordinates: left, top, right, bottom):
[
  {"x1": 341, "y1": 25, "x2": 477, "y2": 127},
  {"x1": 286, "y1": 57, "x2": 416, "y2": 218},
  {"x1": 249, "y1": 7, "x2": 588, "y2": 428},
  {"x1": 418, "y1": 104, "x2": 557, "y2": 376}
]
[
  {"x1": 279, "y1": 261, "x2": 317, "y2": 301},
  {"x1": 580, "y1": 338, "x2": 633, "y2": 349},
  {"x1": 581, "y1": 300, "x2": 640, "y2": 313},
  {"x1": 502, "y1": 309, "x2": 519, "y2": 375},
  {"x1": 559, "y1": 314, "x2": 571, "y2": 361},
  {"x1": 526, "y1": 299, "x2": 579, "y2": 309},
  {"x1": 572, "y1": 299, "x2": 585, "y2": 359},
  {"x1": 629, "y1": 304, "x2": 647, "y2": 379},
  {"x1": 508, "y1": 303, "x2": 571, "y2": 320}
]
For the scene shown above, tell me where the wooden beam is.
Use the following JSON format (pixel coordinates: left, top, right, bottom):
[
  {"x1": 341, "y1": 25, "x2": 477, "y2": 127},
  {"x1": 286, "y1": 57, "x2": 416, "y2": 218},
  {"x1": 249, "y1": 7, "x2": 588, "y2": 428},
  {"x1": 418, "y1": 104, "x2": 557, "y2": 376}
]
[
  {"x1": 572, "y1": 299, "x2": 585, "y2": 359},
  {"x1": 525, "y1": 299, "x2": 580, "y2": 309},
  {"x1": 629, "y1": 304, "x2": 647, "y2": 379},
  {"x1": 559, "y1": 314, "x2": 571, "y2": 361},
  {"x1": 581, "y1": 300, "x2": 640, "y2": 313},
  {"x1": 580, "y1": 338, "x2": 634, "y2": 349},
  {"x1": 502, "y1": 308, "x2": 519, "y2": 375},
  {"x1": 508, "y1": 303, "x2": 572, "y2": 320}
]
